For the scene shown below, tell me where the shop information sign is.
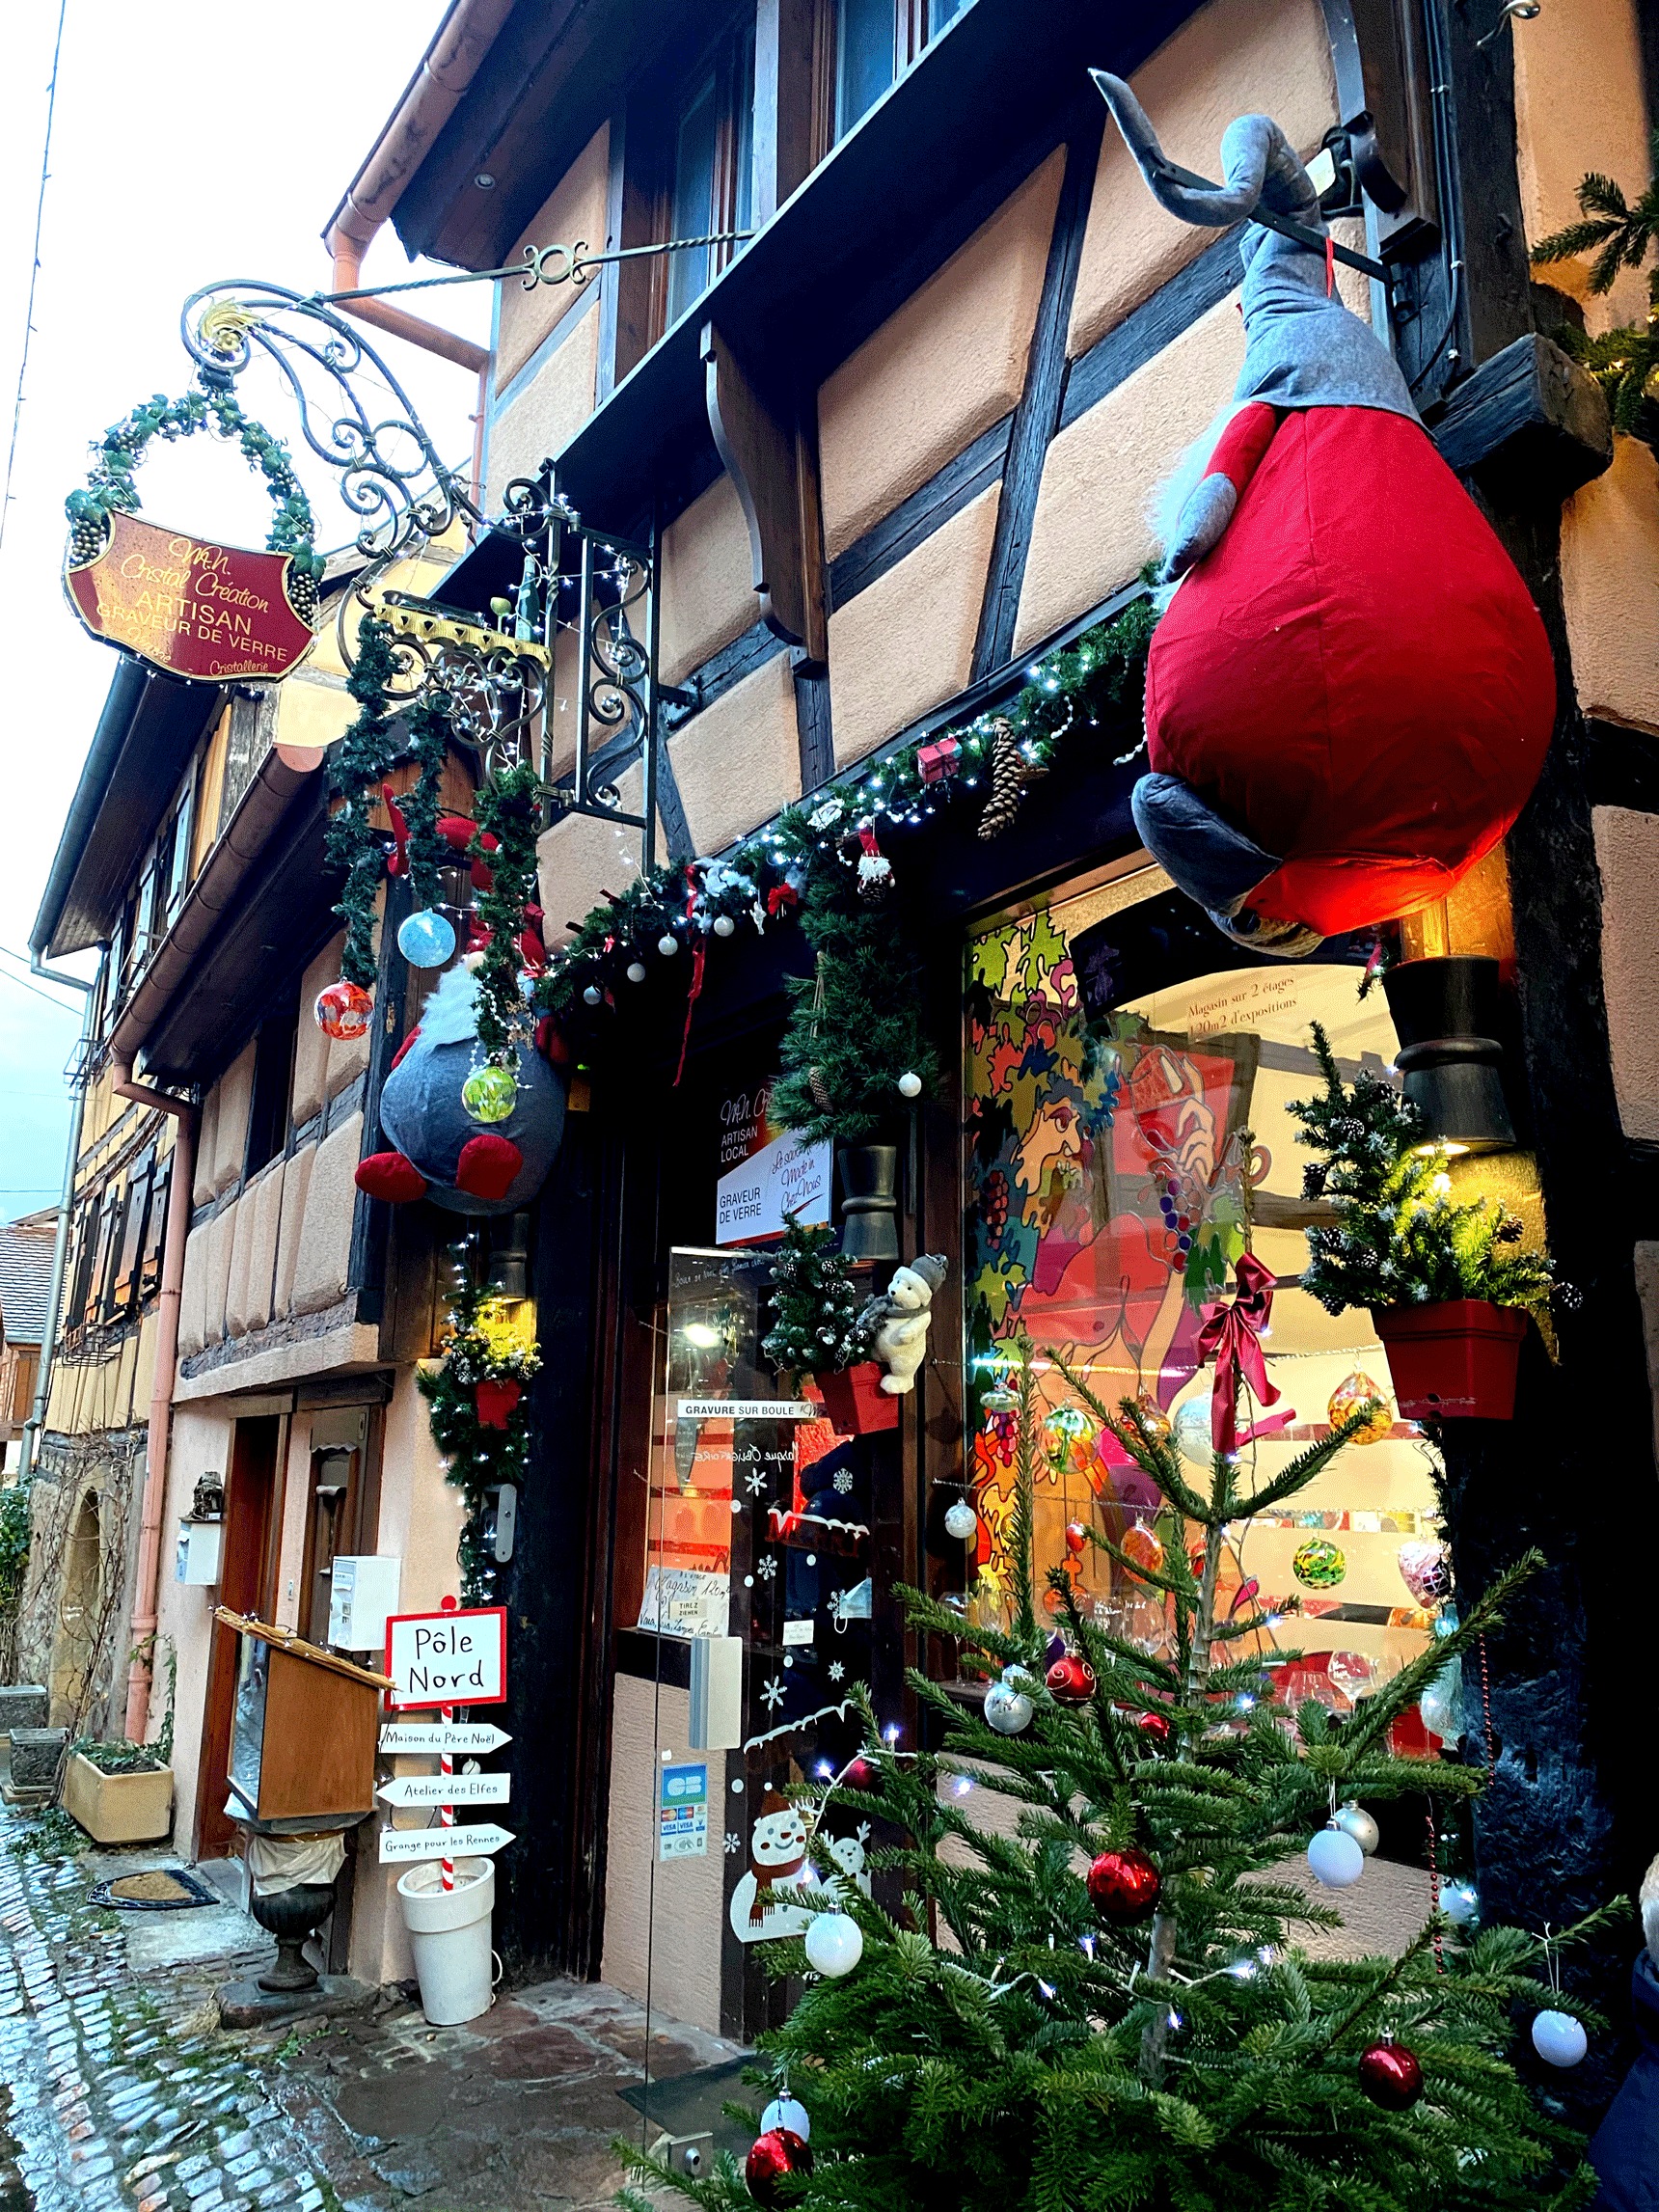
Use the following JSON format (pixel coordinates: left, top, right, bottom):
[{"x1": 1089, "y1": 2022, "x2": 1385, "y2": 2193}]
[
  {"x1": 378, "y1": 1720, "x2": 512, "y2": 1755},
  {"x1": 384, "y1": 1605, "x2": 507, "y2": 1708},
  {"x1": 378, "y1": 1823, "x2": 515, "y2": 1865},
  {"x1": 658, "y1": 1761, "x2": 709, "y2": 1859},
  {"x1": 377, "y1": 1771, "x2": 511, "y2": 1807},
  {"x1": 65, "y1": 513, "x2": 314, "y2": 682},
  {"x1": 714, "y1": 1077, "x2": 830, "y2": 1247}
]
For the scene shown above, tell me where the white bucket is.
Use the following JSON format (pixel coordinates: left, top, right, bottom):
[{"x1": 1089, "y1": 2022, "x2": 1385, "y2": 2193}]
[{"x1": 396, "y1": 1857, "x2": 496, "y2": 2025}]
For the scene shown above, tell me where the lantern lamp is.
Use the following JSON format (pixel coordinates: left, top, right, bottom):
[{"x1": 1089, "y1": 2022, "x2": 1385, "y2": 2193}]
[{"x1": 1381, "y1": 956, "x2": 1516, "y2": 1155}]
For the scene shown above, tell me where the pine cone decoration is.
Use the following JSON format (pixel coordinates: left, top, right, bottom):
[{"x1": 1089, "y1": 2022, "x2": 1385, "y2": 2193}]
[
  {"x1": 977, "y1": 720, "x2": 1047, "y2": 840},
  {"x1": 808, "y1": 1065, "x2": 833, "y2": 1114}
]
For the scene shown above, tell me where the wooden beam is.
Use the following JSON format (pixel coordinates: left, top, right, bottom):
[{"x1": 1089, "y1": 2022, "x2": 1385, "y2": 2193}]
[
  {"x1": 972, "y1": 101, "x2": 1105, "y2": 679},
  {"x1": 701, "y1": 320, "x2": 828, "y2": 661},
  {"x1": 1431, "y1": 334, "x2": 1612, "y2": 501}
]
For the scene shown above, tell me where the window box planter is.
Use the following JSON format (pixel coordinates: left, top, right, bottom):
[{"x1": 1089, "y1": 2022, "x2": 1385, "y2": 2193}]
[
  {"x1": 1372, "y1": 1300, "x2": 1528, "y2": 1421},
  {"x1": 61, "y1": 1750, "x2": 174, "y2": 1845},
  {"x1": 813, "y1": 1361, "x2": 900, "y2": 1435}
]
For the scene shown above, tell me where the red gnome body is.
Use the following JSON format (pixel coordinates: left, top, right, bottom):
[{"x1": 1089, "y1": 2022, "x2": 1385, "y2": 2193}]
[{"x1": 1094, "y1": 73, "x2": 1555, "y2": 954}]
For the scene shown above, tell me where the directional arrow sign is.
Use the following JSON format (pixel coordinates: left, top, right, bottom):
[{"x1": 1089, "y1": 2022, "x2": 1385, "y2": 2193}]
[
  {"x1": 377, "y1": 1823, "x2": 515, "y2": 1865},
  {"x1": 377, "y1": 1772, "x2": 511, "y2": 1808},
  {"x1": 378, "y1": 1722, "x2": 513, "y2": 1755}
]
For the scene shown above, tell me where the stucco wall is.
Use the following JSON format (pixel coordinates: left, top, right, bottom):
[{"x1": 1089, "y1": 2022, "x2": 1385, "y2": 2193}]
[
  {"x1": 1017, "y1": 293, "x2": 1244, "y2": 652},
  {"x1": 660, "y1": 476, "x2": 758, "y2": 690},
  {"x1": 538, "y1": 787, "x2": 644, "y2": 946},
  {"x1": 497, "y1": 124, "x2": 611, "y2": 387},
  {"x1": 1561, "y1": 434, "x2": 1659, "y2": 738},
  {"x1": 210, "y1": 1046, "x2": 255, "y2": 1195},
  {"x1": 1593, "y1": 805, "x2": 1659, "y2": 1141},
  {"x1": 669, "y1": 654, "x2": 802, "y2": 852},
  {"x1": 1068, "y1": 0, "x2": 1336, "y2": 358},
  {"x1": 289, "y1": 1113, "x2": 362, "y2": 1318},
  {"x1": 486, "y1": 305, "x2": 602, "y2": 510},
  {"x1": 818, "y1": 150, "x2": 1063, "y2": 561}
]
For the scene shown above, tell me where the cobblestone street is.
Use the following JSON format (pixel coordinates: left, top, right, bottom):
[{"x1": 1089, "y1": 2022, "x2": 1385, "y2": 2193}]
[{"x1": 0, "y1": 1804, "x2": 744, "y2": 2212}]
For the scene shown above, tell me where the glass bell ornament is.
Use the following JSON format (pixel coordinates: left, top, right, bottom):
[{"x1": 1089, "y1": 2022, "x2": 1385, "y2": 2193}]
[
  {"x1": 1327, "y1": 1371, "x2": 1393, "y2": 1444},
  {"x1": 1307, "y1": 1822, "x2": 1366, "y2": 1889},
  {"x1": 396, "y1": 909, "x2": 457, "y2": 969},
  {"x1": 1172, "y1": 1393, "x2": 1215, "y2": 1465},
  {"x1": 1531, "y1": 2009, "x2": 1588, "y2": 2067},
  {"x1": 314, "y1": 979, "x2": 372, "y2": 1040},
  {"x1": 462, "y1": 1065, "x2": 518, "y2": 1124},
  {"x1": 1331, "y1": 1801, "x2": 1380, "y2": 1855},
  {"x1": 803, "y1": 1910, "x2": 862, "y2": 1977},
  {"x1": 1292, "y1": 1537, "x2": 1347, "y2": 1589},
  {"x1": 943, "y1": 1499, "x2": 978, "y2": 1541}
]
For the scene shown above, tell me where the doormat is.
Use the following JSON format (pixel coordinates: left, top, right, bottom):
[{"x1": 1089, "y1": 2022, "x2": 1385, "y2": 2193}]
[{"x1": 88, "y1": 1867, "x2": 220, "y2": 1911}]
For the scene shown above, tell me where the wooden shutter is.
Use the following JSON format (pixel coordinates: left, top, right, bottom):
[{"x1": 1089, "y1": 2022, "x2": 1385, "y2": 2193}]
[{"x1": 113, "y1": 1150, "x2": 155, "y2": 1315}]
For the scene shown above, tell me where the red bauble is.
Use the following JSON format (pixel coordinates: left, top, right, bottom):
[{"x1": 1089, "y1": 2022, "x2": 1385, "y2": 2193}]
[
  {"x1": 746, "y1": 2128, "x2": 813, "y2": 2206},
  {"x1": 314, "y1": 979, "x2": 372, "y2": 1040},
  {"x1": 1358, "y1": 2041, "x2": 1423, "y2": 2111},
  {"x1": 1046, "y1": 1652, "x2": 1097, "y2": 1704},
  {"x1": 1086, "y1": 1846, "x2": 1161, "y2": 1924},
  {"x1": 1064, "y1": 1519, "x2": 1088, "y2": 1557},
  {"x1": 1114, "y1": 1704, "x2": 1172, "y2": 1748},
  {"x1": 842, "y1": 1756, "x2": 879, "y2": 1791},
  {"x1": 475, "y1": 1379, "x2": 523, "y2": 1430}
]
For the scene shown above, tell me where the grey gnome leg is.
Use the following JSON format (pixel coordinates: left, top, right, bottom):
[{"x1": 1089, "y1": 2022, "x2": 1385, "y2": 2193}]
[{"x1": 1130, "y1": 773, "x2": 1281, "y2": 915}]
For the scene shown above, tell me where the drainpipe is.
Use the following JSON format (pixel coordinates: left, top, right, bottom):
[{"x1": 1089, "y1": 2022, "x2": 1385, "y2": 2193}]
[
  {"x1": 321, "y1": 0, "x2": 505, "y2": 500},
  {"x1": 19, "y1": 952, "x2": 96, "y2": 1481},
  {"x1": 115, "y1": 1057, "x2": 197, "y2": 1745}
]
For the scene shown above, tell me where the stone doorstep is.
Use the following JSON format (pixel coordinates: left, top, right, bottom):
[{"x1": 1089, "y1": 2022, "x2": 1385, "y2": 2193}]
[
  {"x1": 216, "y1": 1976, "x2": 378, "y2": 2033},
  {"x1": 1, "y1": 1780, "x2": 55, "y2": 1810}
]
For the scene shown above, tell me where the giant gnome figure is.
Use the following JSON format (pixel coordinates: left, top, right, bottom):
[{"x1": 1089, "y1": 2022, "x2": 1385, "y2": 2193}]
[{"x1": 1092, "y1": 73, "x2": 1556, "y2": 955}]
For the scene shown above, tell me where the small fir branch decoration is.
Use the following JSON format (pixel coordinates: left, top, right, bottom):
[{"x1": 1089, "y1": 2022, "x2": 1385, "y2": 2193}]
[
  {"x1": 761, "y1": 1214, "x2": 873, "y2": 1380},
  {"x1": 401, "y1": 693, "x2": 452, "y2": 915},
  {"x1": 471, "y1": 761, "x2": 545, "y2": 1063},
  {"x1": 323, "y1": 615, "x2": 401, "y2": 988},
  {"x1": 418, "y1": 1264, "x2": 541, "y2": 1605},
  {"x1": 1533, "y1": 133, "x2": 1659, "y2": 442},
  {"x1": 622, "y1": 1334, "x2": 1611, "y2": 2212},
  {"x1": 1289, "y1": 1022, "x2": 1554, "y2": 1316}
]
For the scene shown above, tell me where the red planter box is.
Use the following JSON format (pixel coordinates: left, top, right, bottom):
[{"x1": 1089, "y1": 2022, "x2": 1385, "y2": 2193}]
[
  {"x1": 1373, "y1": 1299, "x2": 1528, "y2": 1421},
  {"x1": 814, "y1": 1362, "x2": 900, "y2": 1434}
]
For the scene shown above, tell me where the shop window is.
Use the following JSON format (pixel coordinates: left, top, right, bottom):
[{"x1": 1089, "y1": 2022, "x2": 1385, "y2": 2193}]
[{"x1": 964, "y1": 871, "x2": 1441, "y2": 1724}]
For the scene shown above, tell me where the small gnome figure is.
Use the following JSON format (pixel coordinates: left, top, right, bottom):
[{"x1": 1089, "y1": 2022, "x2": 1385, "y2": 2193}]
[
  {"x1": 860, "y1": 1255, "x2": 948, "y2": 1395},
  {"x1": 1586, "y1": 1852, "x2": 1659, "y2": 2207}
]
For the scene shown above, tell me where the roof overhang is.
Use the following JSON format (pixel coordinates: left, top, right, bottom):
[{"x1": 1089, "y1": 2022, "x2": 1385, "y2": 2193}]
[{"x1": 33, "y1": 657, "x2": 225, "y2": 961}]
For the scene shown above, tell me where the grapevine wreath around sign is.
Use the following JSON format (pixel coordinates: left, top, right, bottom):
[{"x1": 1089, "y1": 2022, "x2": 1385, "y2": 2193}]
[{"x1": 63, "y1": 377, "x2": 327, "y2": 620}]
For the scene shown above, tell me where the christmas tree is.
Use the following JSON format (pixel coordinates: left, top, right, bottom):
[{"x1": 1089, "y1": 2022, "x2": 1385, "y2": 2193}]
[
  {"x1": 1288, "y1": 1023, "x2": 1553, "y2": 1318},
  {"x1": 762, "y1": 1214, "x2": 873, "y2": 1382},
  {"x1": 622, "y1": 1339, "x2": 1609, "y2": 2212}
]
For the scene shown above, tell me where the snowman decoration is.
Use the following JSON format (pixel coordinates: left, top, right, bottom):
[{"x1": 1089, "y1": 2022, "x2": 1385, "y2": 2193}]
[{"x1": 729, "y1": 1792, "x2": 815, "y2": 1942}]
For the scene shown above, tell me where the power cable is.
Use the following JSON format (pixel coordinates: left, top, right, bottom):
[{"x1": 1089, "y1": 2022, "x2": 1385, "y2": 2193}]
[{"x1": 0, "y1": 0, "x2": 69, "y2": 558}]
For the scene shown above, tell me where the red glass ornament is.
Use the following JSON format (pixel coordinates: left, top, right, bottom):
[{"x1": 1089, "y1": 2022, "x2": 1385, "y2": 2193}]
[
  {"x1": 314, "y1": 979, "x2": 372, "y2": 1040},
  {"x1": 1114, "y1": 1704, "x2": 1172, "y2": 1747},
  {"x1": 842, "y1": 1756, "x2": 879, "y2": 1792},
  {"x1": 1065, "y1": 1519, "x2": 1088, "y2": 1557},
  {"x1": 1046, "y1": 1652, "x2": 1097, "y2": 1704},
  {"x1": 1086, "y1": 1846, "x2": 1161, "y2": 1924},
  {"x1": 1358, "y1": 2041, "x2": 1423, "y2": 2111},
  {"x1": 746, "y1": 2128, "x2": 813, "y2": 2206}
]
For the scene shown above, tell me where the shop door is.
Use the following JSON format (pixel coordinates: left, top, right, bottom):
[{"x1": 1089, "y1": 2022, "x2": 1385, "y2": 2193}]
[{"x1": 195, "y1": 1414, "x2": 282, "y2": 1859}]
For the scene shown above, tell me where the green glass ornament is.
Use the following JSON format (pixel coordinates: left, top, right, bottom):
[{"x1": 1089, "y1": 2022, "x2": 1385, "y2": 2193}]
[
  {"x1": 462, "y1": 1064, "x2": 518, "y2": 1125},
  {"x1": 1292, "y1": 1537, "x2": 1347, "y2": 1590}
]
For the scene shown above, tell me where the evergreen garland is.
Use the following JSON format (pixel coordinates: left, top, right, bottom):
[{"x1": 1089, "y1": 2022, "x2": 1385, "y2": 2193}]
[
  {"x1": 472, "y1": 761, "x2": 545, "y2": 1063},
  {"x1": 401, "y1": 693, "x2": 453, "y2": 915},
  {"x1": 1289, "y1": 1023, "x2": 1555, "y2": 1316},
  {"x1": 761, "y1": 1215, "x2": 873, "y2": 1380},
  {"x1": 622, "y1": 1339, "x2": 1612, "y2": 2212},
  {"x1": 417, "y1": 1260, "x2": 541, "y2": 1606},
  {"x1": 1533, "y1": 133, "x2": 1659, "y2": 444},
  {"x1": 324, "y1": 616, "x2": 402, "y2": 988}
]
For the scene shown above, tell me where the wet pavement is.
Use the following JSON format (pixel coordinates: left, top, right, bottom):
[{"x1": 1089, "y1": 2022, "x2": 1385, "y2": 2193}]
[{"x1": 0, "y1": 1800, "x2": 746, "y2": 2212}]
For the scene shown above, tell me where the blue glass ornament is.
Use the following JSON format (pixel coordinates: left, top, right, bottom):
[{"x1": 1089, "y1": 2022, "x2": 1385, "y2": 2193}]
[
  {"x1": 397, "y1": 909, "x2": 457, "y2": 969},
  {"x1": 1531, "y1": 2009, "x2": 1588, "y2": 2067}
]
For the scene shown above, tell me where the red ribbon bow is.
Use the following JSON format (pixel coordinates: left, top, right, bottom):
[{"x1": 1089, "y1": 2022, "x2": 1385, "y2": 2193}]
[
  {"x1": 381, "y1": 784, "x2": 409, "y2": 877},
  {"x1": 1195, "y1": 1251, "x2": 1280, "y2": 1456}
]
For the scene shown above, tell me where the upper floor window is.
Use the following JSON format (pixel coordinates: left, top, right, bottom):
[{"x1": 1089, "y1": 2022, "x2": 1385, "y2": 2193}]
[
  {"x1": 664, "y1": 22, "x2": 757, "y2": 333},
  {"x1": 833, "y1": 0, "x2": 963, "y2": 142}
]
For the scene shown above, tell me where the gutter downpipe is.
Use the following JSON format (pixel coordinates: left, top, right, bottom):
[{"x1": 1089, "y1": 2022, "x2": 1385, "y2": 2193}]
[
  {"x1": 321, "y1": 0, "x2": 508, "y2": 504},
  {"x1": 19, "y1": 951, "x2": 97, "y2": 1482},
  {"x1": 115, "y1": 1057, "x2": 197, "y2": 1744}
]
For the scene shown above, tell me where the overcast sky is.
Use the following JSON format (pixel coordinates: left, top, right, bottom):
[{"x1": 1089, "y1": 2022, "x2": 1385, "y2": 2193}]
[{"x1": 0, "y1": 3, "x2": 488, "y2": 1221}]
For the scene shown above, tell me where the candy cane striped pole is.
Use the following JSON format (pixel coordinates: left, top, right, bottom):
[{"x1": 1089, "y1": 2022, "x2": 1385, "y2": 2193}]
[{"x1": 441, "y1": 1704, "x2": 455, "y2": 1892}]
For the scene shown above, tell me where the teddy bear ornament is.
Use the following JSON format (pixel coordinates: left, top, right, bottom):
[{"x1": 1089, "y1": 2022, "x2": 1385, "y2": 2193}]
[
  {"x1": 1090, "y1": 72, "x2": 1555, "y2": 956},
  {"x1": 861, "y1": 1255, "x2": 947, "y2": 1394}
]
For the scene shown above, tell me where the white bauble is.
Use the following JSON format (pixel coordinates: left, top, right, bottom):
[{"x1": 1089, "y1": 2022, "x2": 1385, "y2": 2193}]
[
  {"x1": 803, "y1": 1911, "x2": 863, "y2": 1978},
  {"x1": 582, "y1": 985, "x2": 603, "y2": 1005},
  {"x1": 1332, "y1": 1802, "x2": 1380, "y2": 1857},
  {"x1": 983, "y1": 1681, "x2": 1033, "y2": 1735},
  {"x1": 1172, "y1": 1392, "x2": 1216, "y2": 1466},
  {"x1": 761, "y1": 2097, "x2": 811, "y2": 2141},
  {"x1": 658, "y1": 933, "x2": 680, "y2": 957},
  {"x1": 1307, "y1": 1825, "x2": 1366, "y2": 1890},
  {"x1": 1440, "y1": 1879, "x2": 1480, "y2": 1927},
  {"x1": 943, "y1": 1500, "x2": 978, "y2": 1541},
  {"x1": 897, "y1": 1071, "x2": 923, "y2": 1099},
  {"x1": 1531, "y1": 2009, "x2": 1588, "y2": 2068},
  {"x1": 713, "y1": 914, "x2": 736, "y2": 937},
  {"x1": 626, "y1": 962, "x2": 648, "y2": 983}
]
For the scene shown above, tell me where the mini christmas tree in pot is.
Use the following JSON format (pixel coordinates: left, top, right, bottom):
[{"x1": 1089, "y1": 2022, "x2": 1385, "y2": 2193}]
[
  {"x1": 1289, "y1": 1022, "x2": 1555, "y2": 1420},
  {"x1": 762, "y1": 1213, "x2": 891, "y2": 1434},
  {"x1": 621, "y1": 1323, "x2": 1614, "y2": 2212}
]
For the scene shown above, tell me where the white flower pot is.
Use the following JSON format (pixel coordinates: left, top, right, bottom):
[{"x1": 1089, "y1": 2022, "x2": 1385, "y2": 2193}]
[{"x1": 395, "y1": 1856, "x2": 495, "y2": 2025}]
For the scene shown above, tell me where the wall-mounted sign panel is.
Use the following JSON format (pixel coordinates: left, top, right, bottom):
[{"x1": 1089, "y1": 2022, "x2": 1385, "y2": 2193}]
[{"x1": 65, "y1": 512, "x2": 313, "y2": 682}]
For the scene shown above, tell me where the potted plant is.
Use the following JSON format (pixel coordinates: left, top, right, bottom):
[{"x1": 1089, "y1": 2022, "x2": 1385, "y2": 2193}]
[
  {"x1": 1289, "y1": 1024, "x2": 1553, "y2": 1420},
  {"x1": 62, "y1": 1736, "x2": 174, "y2": 1845},
  {"x1": 763, "y1": 1215, "x2": 896, "y2": 1434}
]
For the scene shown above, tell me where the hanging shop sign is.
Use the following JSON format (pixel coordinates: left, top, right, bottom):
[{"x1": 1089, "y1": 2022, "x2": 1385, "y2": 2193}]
[
  {"x1": 715, "y1": 1078, "x2": 830, "y2": 1247},
  {"x1": 384, "y1": 1604, "x2": 508, "y2": 1708},
  {"x1": 65, "y1": 511, "x2": 315, "y2": 682},
  {"x1": 378, "y1": 1821, "x2": 515, "y2": 1865}
]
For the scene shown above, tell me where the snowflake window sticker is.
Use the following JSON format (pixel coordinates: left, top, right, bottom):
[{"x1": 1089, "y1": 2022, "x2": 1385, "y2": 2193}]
[
  {"x1": 828, "y1": 1661, "x2": 845, "y2": 1683},
  {"x1": 756, "y1": 1554, "x2": 777, "y2": 1582},
  {"x1": 724, "y1": 1832, "x2": 742, "y2": 1855},
  {"x1": 745, "y1": 1470, "x2": 768, "y2": 1496},
  {"x1": 832, "y1": 1468, "x2": 855, "y2": 1495},
  {"x1": 761, "y1": 1676, "x2": 786, "y2": 1711}
]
